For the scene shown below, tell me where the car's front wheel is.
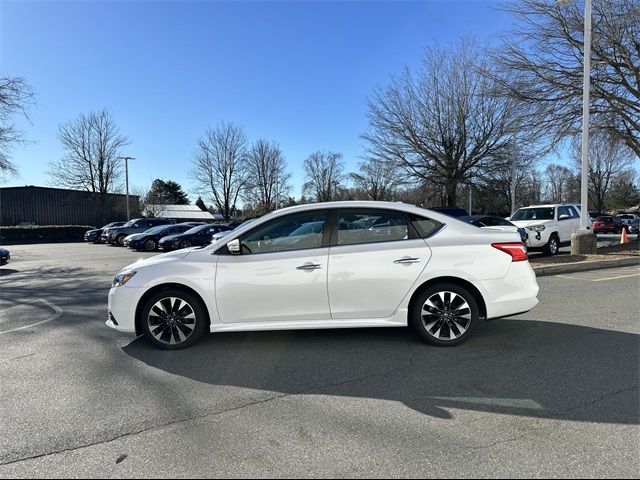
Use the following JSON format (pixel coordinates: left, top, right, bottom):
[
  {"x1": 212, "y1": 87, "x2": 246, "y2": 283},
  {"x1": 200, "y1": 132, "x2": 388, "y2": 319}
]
[
  {"x1": 411, "y1": 283, "x2": 479, "y2": 346},
  {"x1": 179, "y1": 240, "x2": 192, "y2": 249},
  {"x1": 543, "y1": 234, "x2": 559, "y2": 256},
  {"x1": 116, "y1": 234, "x2": 127, "y2": 246},
  {"x1": 144, "y1": 239, "x2": 157, "y2": 251},
  {"x1": 140, "y1": 289, "x2": 208, "y2": 349}
]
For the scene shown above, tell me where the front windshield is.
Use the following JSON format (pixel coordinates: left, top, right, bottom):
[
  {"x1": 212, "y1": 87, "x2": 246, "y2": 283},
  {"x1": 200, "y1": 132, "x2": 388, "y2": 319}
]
[
  {"x1": 511, "y1": 208, "x2": 554, "y2": 221},
  {"x1": 185, "y1": 224, "x2": 211, "y2": 235},
  {"x1": 145, "y1": 225, "x2": 171, "y2": 234},
  {"x1": 123, "y1": 220, "x2": 136, "y2": 227}
]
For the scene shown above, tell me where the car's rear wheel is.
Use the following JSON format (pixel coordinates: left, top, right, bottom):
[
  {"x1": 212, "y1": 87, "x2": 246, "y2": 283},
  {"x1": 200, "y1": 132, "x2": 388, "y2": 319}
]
[
  {"x1": 179, "y1": 240, "x2": 192, "y2": 249},
  {"x1": 411, "y1": 283, "x2": 479, "y2": 347},
  {"x1": 141, "y1": 289, "x2": 208, "y2": 350},
  {"x1": 543, "y1": 234, "x2": 559, "y2": 256},
  {"x1": 144, "y1": 239, "x2": 157, "y2": 251}
]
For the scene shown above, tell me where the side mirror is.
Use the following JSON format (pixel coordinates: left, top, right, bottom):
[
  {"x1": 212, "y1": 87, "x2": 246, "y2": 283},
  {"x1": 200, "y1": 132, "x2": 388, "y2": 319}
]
[
  {"x1": 227, "y1": 239, "x2": 241, "y2": 254},
  {"x1": 559, "y1": 214, "x2": 570, "y2": 221}
]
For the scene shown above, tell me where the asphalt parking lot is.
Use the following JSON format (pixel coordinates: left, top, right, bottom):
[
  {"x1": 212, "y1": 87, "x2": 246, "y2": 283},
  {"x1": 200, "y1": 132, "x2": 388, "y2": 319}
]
[{"x1": 0, "y1": 243, "x2": 638, "y2": 478}]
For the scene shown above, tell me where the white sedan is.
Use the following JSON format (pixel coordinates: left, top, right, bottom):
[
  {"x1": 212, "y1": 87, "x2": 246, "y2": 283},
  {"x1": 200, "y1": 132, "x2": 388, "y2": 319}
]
[{"x1": 107, "y1": 201, "x2": 539, "y2": 349}]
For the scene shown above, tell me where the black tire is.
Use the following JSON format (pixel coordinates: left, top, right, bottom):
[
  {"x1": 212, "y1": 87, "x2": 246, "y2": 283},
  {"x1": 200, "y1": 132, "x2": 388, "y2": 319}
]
[
  {"x1": 179, "y1": 240, "x2": 192, "y2": 249},
  {"x1": 411, "y1": 283, "x2": 479, "y2": 347},
  {"x1": 116, "y1": 234, "x2": 127, "y2": 247},
  {"x1": 542, "y1": 234, "x2": 559, "y2": 256},
  {"x1": 143, "y1": 239, "x2": 157, "y2": 252},
  {"x1": 140, "y1": 288, "x2": 208, "y2": 350}
]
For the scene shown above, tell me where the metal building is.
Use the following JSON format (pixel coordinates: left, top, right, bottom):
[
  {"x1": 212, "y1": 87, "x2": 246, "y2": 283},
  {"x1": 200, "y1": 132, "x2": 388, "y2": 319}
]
[{"x1": 0, "y1": 186, "x2": 140, "y2": 227}]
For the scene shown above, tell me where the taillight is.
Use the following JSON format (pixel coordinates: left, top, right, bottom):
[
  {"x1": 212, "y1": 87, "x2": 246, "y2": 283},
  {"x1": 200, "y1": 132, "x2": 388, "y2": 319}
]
[{"x1": 492, "y1": 242, "x2": 528, "y2": 262}]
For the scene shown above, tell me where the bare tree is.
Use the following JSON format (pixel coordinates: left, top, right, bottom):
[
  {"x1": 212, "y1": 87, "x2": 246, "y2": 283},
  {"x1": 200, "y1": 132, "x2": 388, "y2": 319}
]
[
  {"x1": 0, "y1": 75, "x2": 35, "y2": 176},
  {"x1": 244, "y1": 139, "x2": 291, "y2": 211},
  {"x1": 48, "y1": 109, "x2": 129, "y2": 221},
  {"x1": 363, "y1": 39, "x2": 529, "y2": 207},
  {"x1": 571, "y1": 132, "x2": 635, "y2": 213},
  {"x1": 303, "y1": 151, "x2": 345, "y2": 202},
  {"x1": 543, "y1": 163, "x2": 576, "y2": 203},
  {"x1": 493, "y1": 0, "x2": 640, "y2": 156},
  {"x1": 349, "y1": 157, "x2": 404, "y2": 201},
  {"x1": 191, "y1": 122, "x2": 248, "y2": 221}
]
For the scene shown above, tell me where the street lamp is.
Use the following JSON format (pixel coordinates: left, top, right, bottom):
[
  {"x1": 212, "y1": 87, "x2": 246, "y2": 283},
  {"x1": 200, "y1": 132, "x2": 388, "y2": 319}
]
[
  {"x1": 558, "y1": 0, "x2": 597, "y2": 253},
  {"x1": 116, "y1": 156, "x2": 135, "y2": 220}
]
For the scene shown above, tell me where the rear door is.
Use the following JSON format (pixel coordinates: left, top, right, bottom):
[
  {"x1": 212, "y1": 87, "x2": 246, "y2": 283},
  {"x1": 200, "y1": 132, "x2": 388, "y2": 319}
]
[{"x1": 327, "y1": 208, "x2": 435, "y2": 319}]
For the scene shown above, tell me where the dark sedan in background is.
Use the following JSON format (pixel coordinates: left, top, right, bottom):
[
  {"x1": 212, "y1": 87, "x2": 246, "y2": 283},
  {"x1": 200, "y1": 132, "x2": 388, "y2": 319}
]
[
  {"x1": 159, "y1": 223, "x2": 233, "y2": 251},
  {"x1": 124, "y1": 223, "x2": 205, "y2": 251},
  {"x1": 460, "y1": 215, "x2": 528, "y2": 243},
  {"x1": 84, "y1": 222, "x2": 125, "y2": 243},
  {"x1": 0, "y1": 247, "x2": 9, "y2": 266}
]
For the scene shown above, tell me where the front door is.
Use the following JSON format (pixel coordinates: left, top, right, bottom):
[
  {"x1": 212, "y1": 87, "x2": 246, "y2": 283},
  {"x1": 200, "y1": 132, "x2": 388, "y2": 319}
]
[{"x1": 215, "y1": 210, "x2": 331, "y2": 324}]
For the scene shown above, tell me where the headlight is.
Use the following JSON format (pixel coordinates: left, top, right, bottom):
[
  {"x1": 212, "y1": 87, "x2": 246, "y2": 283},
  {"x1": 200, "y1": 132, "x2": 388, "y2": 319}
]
[
  {"x1": 112, "y1": 270, "x2": 137, "y2": 288},
  {"x1": 527, "y1": 225, "x2": 546, "y2": 232}
]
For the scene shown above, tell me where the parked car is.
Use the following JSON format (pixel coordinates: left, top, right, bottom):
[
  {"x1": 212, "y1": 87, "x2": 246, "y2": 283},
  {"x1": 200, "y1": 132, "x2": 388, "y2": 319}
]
[
  {"x1": 593, "y1": 215, "x2": 624, "y2": 234},
  {"x1": 84, "y1": 222, "x2": 125, "y2": 243},
  {"x1": 209, "y1": 219, "x2": 258, "y2": 244},
  {"x1": 509, "y1": 203, "x2": 582, "y2": 256},
  {"x1": 617, "y1": 214, "x2": 639, "y2": 231},
  {"x1": 157, "y1": 223, "x2": 233, "y2": 251},
  {"x1": 102, "y1": 218, "x2": 176, "y2": 246},
  {"x1": 107, "y1": 201, "x2": 539, "y2": 350},
  {"x1": 628, "y1": 218, "x2": 639, "y2": 235},
  {"x1": 124, "y1": 223, "x2": 205, "y2": 251},
  {"x1": 459, "y1": 215, "x2": 527, "y2": 244},
  {"x1": 0, "y1": 247, "x2": 10, "y2": 266}
]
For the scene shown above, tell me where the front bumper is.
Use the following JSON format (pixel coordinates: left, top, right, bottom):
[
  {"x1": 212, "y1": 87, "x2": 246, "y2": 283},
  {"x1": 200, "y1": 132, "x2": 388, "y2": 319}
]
[
  {"x1": 525, "y1": 232, "x2": 548, "y2": 248},
  {"x1": 107, "y1": 286, "x2": 143, "y2": 334},
  {"x1": 0, "y1": 253, "x2": 9, "y2": 265}
]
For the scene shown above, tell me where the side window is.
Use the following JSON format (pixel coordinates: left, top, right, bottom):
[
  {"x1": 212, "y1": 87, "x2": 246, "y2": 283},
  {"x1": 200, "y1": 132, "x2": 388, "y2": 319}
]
[
  {"x1": 337, "y1": 209, "x2": 411, "y2": 246},
  {"x1": 240, "y1": 211, "x2": 327, "y2": 254},
  {"x1": 558, "y1": 206, "x2": 571, "y2": 219},
  {"x1": 407, "y1": 213, "x2": 443, "y2": 238},
  {"x1": 567, "y1": 206, "x2": 579, "y2": 218}
]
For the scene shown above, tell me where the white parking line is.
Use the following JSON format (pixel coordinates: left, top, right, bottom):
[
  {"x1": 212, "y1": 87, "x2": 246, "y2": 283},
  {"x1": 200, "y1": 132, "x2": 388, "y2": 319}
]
[
  {"x1": 592, "y1": 272, "x2": 640, "y2": 282},
  {"x1": 0, "y1": 298, "x2": 64, "y2": 335}
]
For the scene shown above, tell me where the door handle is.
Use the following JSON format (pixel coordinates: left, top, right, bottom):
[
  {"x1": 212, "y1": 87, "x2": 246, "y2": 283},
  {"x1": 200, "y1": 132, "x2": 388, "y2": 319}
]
[
  {"x1": 394, "y1": 257, "x2": 421, "y2": 264},
  {"x1": 296, "y1": 262, "x2": 322, "y2": 270}
]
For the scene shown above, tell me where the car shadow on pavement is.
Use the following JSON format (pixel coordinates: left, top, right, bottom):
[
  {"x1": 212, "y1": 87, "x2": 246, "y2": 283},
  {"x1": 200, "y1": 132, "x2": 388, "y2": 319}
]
[
  {"x1": 123, "y1": 319, "x2": 639, "y2": 425},
  {"x1": 0, "y1": 268, "x2": 19, "y2": 276}
]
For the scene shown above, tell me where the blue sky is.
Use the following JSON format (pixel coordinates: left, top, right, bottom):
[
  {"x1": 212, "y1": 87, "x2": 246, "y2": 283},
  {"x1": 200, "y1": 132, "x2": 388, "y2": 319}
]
[{"x1": 2, "y1": 0, "x2": 516, "y2": 201}]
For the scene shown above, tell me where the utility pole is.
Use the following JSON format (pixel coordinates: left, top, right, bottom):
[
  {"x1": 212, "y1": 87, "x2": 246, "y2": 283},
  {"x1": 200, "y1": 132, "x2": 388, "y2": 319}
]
[{"x1": 117, "y1": 156, "x2": 135, "y2": 220}]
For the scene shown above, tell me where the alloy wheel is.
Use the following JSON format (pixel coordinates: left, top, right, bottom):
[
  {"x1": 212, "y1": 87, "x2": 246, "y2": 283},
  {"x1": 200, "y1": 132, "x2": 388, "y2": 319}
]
[
  {"x1": 147, "y1": 297, "x2": 197, "y2": 346},
  {"x1": 145, "y1": 239, "x2": 156, "y2": 251},
  {"x1": 421, "y1": 291, "x2": 472, "y2": 341},
  {"x1": 180, "y1": 240, "x2": 191, "y2": 249}
]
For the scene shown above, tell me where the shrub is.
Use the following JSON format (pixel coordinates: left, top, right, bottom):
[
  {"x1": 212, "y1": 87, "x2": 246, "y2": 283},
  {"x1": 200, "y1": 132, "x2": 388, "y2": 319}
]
[{"x1": 0, "y1": 225, "x2": 95, "y2": 245}]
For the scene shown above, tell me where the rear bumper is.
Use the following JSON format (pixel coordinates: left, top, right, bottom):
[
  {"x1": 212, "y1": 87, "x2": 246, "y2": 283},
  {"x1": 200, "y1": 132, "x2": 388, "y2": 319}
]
[{"x1": 478, "y1": 261, "x2": 539, "y2": 319}]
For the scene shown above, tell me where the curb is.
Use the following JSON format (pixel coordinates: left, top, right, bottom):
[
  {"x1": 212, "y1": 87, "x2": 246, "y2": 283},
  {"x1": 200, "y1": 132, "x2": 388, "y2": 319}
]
[{"x1": 533, "y1": 256, "x2": 640, "y2": 277}]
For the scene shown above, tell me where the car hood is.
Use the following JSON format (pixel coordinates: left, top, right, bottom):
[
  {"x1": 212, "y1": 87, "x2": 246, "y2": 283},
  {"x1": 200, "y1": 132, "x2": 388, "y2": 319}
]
[
  {"x1": 0, "y1": 248, "x2": 8, "y2": 254},
  {"x1": 121, "y1": 249, "x2": 193, "y2": 272},
  {"x1": 86, "y1": 228, "x2": 101, "y2": 234},
  {"x1": 510, "y1": 220, "x2": 551, "y2": 228},
  {"x1": 126, "y1": 233, "x2": 145, "y2": 241}
]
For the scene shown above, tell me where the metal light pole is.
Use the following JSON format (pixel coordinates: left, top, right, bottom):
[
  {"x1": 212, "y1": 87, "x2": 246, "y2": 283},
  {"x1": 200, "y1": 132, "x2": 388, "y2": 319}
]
[
  {"x1": 578, "y1": 0, "x2": 592, "y2": 232},
  {"x1": 558, "y1": 0, "x2": 596, "y2": 253},
  {"x1": 117, "y1": 156, "x2": 135, "y2": 220}
]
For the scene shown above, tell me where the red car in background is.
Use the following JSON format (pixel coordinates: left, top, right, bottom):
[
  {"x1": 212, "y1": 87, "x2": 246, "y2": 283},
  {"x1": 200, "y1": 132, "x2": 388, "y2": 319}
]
[{"x1": 593, "y1": 216, "x2": 624, "y2": 234}]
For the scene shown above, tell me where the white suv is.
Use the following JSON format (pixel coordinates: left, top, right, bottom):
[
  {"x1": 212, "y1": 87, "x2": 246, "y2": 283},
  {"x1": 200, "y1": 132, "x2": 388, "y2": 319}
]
[{"x1": 509, "y1": 204, "x2": 583, "y2": 256}]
